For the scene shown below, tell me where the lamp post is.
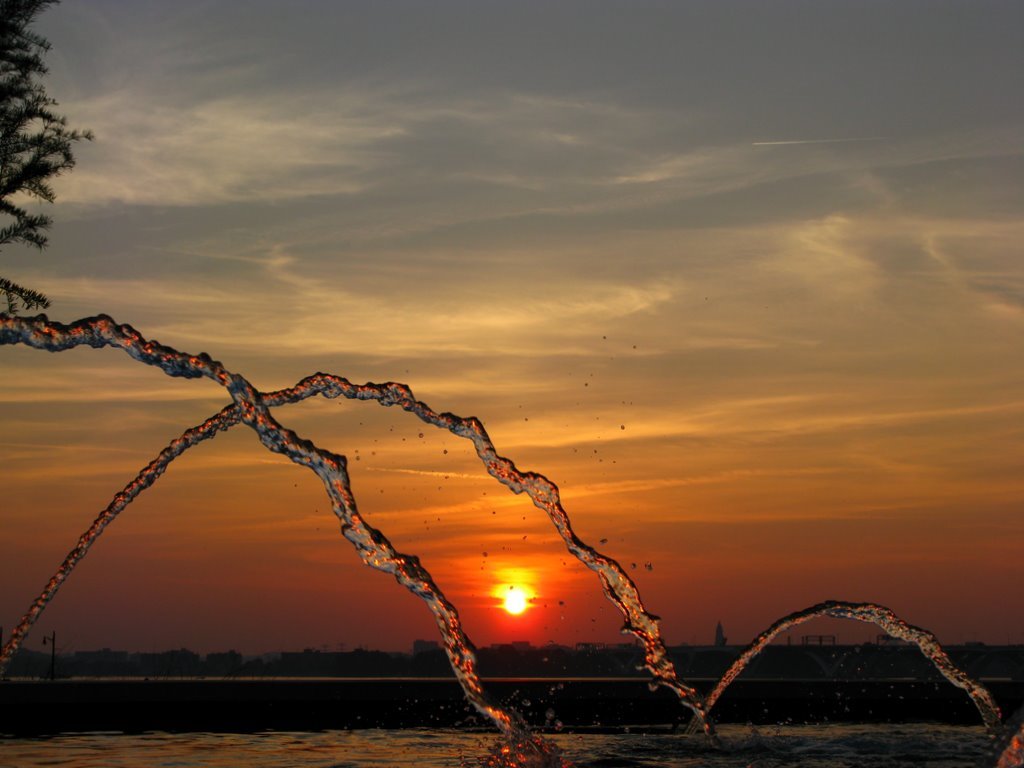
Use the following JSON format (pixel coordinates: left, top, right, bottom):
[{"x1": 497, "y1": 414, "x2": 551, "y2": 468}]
[{"x1": 42, "y1": 631, "x2": 56, "y2": 680}]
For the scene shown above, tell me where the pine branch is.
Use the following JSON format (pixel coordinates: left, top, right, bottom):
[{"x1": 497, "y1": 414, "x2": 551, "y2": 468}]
[
  {"x1": 0, "y1": 275, "x2": 50, "y2": 313},
  {"x1": 0, "y1": 0, "x2": 90, "y2": 314}
]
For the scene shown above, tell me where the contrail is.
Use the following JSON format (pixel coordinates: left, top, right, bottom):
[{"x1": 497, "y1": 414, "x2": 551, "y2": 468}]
[{"x1": 752, "y1": 137, "x2": 886, "y2": 146}]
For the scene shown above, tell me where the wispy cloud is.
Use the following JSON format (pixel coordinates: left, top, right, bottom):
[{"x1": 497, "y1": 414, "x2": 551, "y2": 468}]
[
  {"x1": 56, "y1": 90, "x2": 403, "y2": 206},
  {"x1": 35, "y1": 269, "x2": 676, "y2": 358},
  {"x1": 752, "y1": 137, "x2": 886, "y2": 146}
]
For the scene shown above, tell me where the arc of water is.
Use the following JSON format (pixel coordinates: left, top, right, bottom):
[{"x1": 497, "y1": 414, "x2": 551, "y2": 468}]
[
  {"x1": 272, "y1": 372, "x2": 717, "y2": 739},
  {"x1": 0, "y1": 314, "x2": 518, "y2": 739},
  {"x1": 1, "y1": 314, "x2": 716, "y2": 742},
  {"x1": 0, "y1": 404, "x2": 241, "y2": 673},
  {"x1": 0, "y1": 383, "x2": 345, "y2": 674},
  {"x1": 690, "y1": 600, "x2": 1001, "y2": 735}
]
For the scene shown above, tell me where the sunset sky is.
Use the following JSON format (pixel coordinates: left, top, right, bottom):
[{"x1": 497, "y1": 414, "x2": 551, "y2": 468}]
[{"x1": 2, "y1": 1, "x2": 1023, "y2": 656}]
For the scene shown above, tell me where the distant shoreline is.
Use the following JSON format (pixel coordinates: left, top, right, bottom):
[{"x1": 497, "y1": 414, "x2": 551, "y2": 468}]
[{"x1": 11, "y1": 642, "x2": 1023, "y2": 681}]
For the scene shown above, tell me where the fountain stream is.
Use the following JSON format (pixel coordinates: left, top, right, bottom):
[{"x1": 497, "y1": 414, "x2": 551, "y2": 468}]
[{"x1": 1, "y1": 313, "x2": 1020, "y2": 767}]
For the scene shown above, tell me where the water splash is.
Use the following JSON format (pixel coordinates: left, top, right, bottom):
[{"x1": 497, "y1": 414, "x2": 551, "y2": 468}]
[
  {"x1": 475, "y1": 734, "x2": 570, "y2": 768},
  {"x1": 689, "y1": 600, "x2": 1001, "y2": 735}
]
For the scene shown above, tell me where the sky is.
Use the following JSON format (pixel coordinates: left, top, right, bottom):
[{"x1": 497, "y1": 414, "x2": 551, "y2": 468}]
[{"x1": 2, "y1": 0, "x2": 1023, "y2": 656}]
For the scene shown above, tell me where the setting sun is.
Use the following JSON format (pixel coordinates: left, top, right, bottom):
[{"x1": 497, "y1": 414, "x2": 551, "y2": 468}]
[
  {"x1": 501, "y1": 586, "x2": 529, "y2": 615},
  {"x1": 492, "y1": 570, "x2": 537, "y2": 618}
]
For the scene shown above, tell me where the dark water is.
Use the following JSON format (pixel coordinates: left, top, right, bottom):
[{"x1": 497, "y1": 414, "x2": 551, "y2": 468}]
[{"x1": 0, "y1": 724, "x2": 993, "y2": 767}]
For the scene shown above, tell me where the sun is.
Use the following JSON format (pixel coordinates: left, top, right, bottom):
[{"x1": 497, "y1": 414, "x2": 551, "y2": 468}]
[
  {"x1": 492, "y1": 572, "x2": 536, "y2": 616},
  {"x1": 502, "y1": 585, "x2": 529, "y2": 615}
]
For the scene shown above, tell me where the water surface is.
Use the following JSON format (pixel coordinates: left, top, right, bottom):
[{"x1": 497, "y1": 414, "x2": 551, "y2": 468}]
[{"x1": 0, "y1": 724, "x2": 992, "y2": 767}]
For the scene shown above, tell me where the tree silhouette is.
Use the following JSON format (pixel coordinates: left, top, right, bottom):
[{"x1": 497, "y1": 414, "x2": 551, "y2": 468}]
[{"x1": 1, "y1": 0, "x2": 91, "y2": 313}]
